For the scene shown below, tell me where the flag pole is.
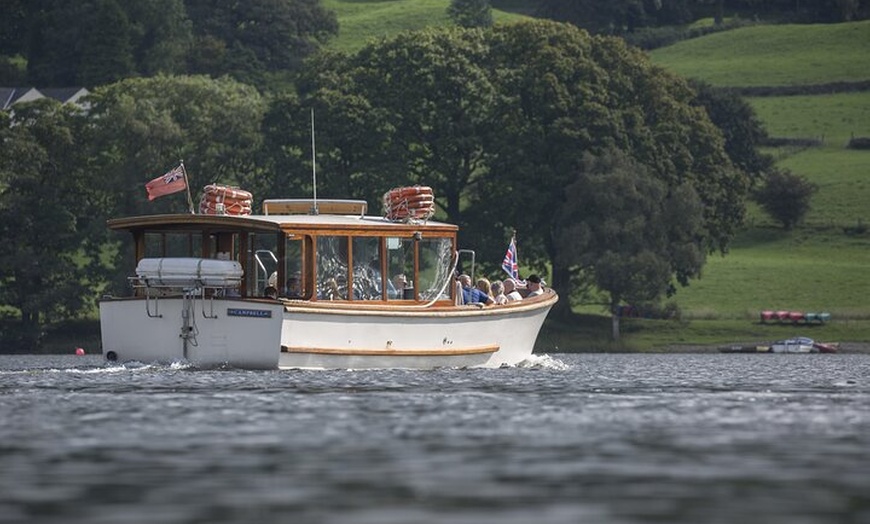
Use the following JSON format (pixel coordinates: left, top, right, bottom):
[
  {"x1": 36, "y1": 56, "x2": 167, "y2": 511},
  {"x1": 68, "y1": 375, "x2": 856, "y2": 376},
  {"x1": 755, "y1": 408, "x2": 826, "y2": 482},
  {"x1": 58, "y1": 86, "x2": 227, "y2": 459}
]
[
  {"x1": 179, "y1": 160, "x2": 195, "y2": 214},
  {"x1": 310, "y1": 107, "x2": 318, "y2": 215}
]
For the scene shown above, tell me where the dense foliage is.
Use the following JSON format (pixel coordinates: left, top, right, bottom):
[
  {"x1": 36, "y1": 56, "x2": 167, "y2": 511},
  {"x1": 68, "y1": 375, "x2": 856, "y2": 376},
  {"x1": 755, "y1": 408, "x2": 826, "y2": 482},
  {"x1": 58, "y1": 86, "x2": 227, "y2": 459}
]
[
  {"x1": 535, "y1": 0, "x2": 870, "y2": 35},
  {"x1": 0, "y1": 0, "x2": 337, "y2": 87}
]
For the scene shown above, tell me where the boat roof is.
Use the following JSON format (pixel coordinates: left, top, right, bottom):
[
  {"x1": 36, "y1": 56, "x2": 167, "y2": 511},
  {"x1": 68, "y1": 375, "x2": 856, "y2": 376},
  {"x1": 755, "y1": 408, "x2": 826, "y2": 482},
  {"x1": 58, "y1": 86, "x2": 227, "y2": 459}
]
[{"x1": 107, "y1": 213, "x2": 459, "y2": 234}]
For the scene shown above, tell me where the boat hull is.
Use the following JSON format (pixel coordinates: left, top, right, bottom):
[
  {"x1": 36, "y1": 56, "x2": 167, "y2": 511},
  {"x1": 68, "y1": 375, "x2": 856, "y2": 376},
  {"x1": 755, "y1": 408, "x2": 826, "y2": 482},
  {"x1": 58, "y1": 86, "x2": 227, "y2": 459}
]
[
  {"x1": 278, "y1": 293, "x2": 556, "y2": 369},
  {"x1": 100, "y1": 296, "x2": 285, "y2": 369},
  {"x1": 100, "y1": 291, "x2": 557, "y2": 370}
]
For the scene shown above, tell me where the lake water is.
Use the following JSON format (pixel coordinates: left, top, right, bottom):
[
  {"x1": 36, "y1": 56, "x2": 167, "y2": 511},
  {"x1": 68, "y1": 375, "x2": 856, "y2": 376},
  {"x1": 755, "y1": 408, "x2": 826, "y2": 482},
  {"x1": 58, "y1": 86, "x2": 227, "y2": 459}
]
[{"x1": 1, "y1": 352, "x2": 869, "y2": 524}]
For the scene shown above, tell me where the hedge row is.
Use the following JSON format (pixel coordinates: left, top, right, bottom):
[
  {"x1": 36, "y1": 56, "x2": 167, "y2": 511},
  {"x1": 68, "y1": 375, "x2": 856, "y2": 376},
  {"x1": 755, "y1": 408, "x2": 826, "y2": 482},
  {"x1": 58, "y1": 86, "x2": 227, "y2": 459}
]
[{"x1": 721, "y1": 80, "x2": 870, "y2": 97}]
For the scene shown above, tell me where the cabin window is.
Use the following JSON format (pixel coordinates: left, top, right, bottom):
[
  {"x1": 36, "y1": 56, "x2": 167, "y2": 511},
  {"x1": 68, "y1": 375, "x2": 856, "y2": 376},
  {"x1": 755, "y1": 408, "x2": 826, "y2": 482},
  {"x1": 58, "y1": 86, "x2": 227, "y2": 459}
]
[
  {"x1": 386, "y1": 236, "x2": 415, "y2": 300},
  {"x1": 247, "y1": 233, "x2": 279, "y2": 297},
  {"x1": 352, "y1": 236, "x2": 384, "y2": 300},
  {"x1": 316, "y1": 236, "x2": 349, "y2": 300},
  {"x1": 283, "y1": 235, "x2": 306, "y2": 298},
  {"x1": 144, "y1": 232, "x2": 202, "y2": 258},
  {"x1": 418, "y1": 237, "x2": 454, "y2": 301}
]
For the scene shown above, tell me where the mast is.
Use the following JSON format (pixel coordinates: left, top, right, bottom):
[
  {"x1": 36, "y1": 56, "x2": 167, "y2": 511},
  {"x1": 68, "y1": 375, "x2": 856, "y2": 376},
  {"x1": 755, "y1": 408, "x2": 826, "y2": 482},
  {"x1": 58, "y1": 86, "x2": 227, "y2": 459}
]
[{"x1": 310, "y1": 107, "x2": 318, "y2": 215}]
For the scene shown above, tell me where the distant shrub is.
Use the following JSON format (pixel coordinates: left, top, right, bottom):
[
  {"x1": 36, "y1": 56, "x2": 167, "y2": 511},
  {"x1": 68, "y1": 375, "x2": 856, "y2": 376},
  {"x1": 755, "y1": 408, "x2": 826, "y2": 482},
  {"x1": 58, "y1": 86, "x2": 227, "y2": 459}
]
[
  {"x1": 754, "y1": 167, "x2": 818, "y2": 230},
  {"x1": 847, "y1": 137, "x2": 870, "y2": 150},
  {"x1": 761, "y1": 137, "x2": 823, "y2": 148},
  {"x1": 843, "y1": 219, "x2": 868, "y2": 236}
]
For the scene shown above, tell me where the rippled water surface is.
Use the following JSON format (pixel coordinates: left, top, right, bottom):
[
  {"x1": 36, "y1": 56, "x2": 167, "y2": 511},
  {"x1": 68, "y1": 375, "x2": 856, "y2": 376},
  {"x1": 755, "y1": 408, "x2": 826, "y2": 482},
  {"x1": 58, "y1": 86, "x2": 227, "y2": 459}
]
[{"x1": 2, "y1": 352, "x2": 869, "y2": 524}]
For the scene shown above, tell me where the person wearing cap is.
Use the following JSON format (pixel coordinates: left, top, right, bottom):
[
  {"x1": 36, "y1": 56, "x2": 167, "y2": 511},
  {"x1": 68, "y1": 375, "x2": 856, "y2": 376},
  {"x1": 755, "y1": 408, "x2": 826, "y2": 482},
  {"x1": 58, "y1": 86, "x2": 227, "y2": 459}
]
[
  {"x1": 503, "y1": 278, "x2": 523, "y2": 302},
  {"x1": 524, "y1": 274, "x2": 544, "y2": 298}
]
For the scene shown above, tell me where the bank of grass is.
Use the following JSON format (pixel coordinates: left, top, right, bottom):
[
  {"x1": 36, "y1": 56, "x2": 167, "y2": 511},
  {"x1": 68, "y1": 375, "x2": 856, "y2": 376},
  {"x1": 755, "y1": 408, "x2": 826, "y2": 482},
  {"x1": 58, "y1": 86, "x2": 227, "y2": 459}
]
[{"x1": 650, "y1": 19, "x2": 870, "y2": 87}]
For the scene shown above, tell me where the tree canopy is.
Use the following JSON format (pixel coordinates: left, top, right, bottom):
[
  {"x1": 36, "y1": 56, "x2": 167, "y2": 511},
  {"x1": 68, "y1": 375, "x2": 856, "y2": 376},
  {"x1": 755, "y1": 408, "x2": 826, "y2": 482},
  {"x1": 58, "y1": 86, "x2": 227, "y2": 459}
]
[
  {"x1": 272, "y1": 21, "x2": 749, "y2": 324},
  {"x1": 2, "y1": 0, "x2": 337, "y2": 87}
]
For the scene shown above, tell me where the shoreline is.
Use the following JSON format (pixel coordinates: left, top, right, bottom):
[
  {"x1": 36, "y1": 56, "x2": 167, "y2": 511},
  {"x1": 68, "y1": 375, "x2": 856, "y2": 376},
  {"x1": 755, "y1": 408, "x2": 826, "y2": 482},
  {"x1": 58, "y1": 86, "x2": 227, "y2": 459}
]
[{"x1": 660, "y1": 341, "x2": 870, "y2": 354}]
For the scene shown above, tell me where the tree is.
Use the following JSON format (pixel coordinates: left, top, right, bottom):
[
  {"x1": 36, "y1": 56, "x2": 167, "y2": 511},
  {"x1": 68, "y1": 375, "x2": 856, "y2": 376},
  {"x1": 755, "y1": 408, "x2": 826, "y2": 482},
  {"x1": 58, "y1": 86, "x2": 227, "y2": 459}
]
[
  {"x1": 448, "y1": 0, "x2": 494, "y2": 28},
  {"x1": 556, "y1": 150, "x2": 706, "y2": 340},
  {"x1": 754, "y1": 167, "x2": 817, "y2": 230},
  {"x1": 689, "y1": 80, "x2": 773, "y2": 184},
  {"x1": 480, "y1": 21, "x2": 747, "y2": 320},
  {"x1": 77, "y1": 0, "x2": 135, "y2": 86},
  {"x1": 260, "y1": 21, "x2": 747, "y2": 332},
  {"x1": 0, "y1": 100, "x2": 95, "y2": 350},
  {"x1": 185, "y1": 0, "x2": 338, "y2": 82},
  {"x1": 290, "y1": 28, "x2": 498, "y2": 235}
]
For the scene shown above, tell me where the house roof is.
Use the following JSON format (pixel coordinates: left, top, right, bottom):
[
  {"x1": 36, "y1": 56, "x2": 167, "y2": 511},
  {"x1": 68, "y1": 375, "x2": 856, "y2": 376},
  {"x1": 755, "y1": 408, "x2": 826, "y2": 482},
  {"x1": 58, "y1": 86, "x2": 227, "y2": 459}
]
[{"x1": 1, "y1": 87, "x2": 89, "y2": 110}]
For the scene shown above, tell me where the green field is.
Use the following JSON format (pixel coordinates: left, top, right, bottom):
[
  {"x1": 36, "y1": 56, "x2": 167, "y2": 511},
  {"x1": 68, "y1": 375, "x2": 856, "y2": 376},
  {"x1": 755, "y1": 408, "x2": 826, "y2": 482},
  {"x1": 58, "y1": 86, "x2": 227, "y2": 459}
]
[
  {"x1": 644, "y1": 20, "x2": 870, "y2": 349},
  {"x1": 322, "y1": 0, "x2": 529, "y2": 52},
  {"x1": 650, "y1": 20, "x2": 870, "y2": 87}
]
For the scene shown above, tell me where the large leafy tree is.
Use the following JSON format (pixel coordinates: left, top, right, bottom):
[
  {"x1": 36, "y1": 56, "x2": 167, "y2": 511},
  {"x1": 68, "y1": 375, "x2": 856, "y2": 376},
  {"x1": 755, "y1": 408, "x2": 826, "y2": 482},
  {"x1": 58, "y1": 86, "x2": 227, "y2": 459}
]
[
  {"x1": 287, "y1": 28, "x2": 498, "y2": 232},
  {"x1": 557, "y1": 150, "x2": 706, "y2": 339},
  {"x1": 448, "y1": 0, "x2": 494, "y2": 28},
  {"x1": 480, "y1": 21, "x2": 747, "y2": 321},
  {"x1": 0, "y1": 100, "x2": 96, "y2": 349},
  {"x1": 25, "y1": 0, "x2": 191, "y2": 86},
  {"x1": 185, "y1": 0, "x2": 338, "y2": 83},
  {"x1": 689, "y1": 80, "x2": 772, "y2": 184},
  {"x1": 279, "y1": 21, "x2": 748, "y2": 327}
]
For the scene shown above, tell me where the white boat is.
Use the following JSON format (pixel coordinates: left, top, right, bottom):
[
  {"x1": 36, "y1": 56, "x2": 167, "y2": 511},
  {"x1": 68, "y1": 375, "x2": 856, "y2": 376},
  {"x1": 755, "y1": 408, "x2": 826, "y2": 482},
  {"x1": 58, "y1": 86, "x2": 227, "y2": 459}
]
[
  {"x1": 99, "y1": 197, "x2": 557, "y2": 369},
  {"x1": 768, "y1": 336, "x2": 817, "y2": 353}
]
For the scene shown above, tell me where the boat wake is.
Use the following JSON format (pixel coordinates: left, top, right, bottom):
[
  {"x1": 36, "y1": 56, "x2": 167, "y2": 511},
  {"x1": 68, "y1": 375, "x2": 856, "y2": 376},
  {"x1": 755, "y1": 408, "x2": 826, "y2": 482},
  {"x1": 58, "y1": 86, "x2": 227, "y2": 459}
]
[{"x1": 514, "y1": 354, "x2": 571, "y2": 370}]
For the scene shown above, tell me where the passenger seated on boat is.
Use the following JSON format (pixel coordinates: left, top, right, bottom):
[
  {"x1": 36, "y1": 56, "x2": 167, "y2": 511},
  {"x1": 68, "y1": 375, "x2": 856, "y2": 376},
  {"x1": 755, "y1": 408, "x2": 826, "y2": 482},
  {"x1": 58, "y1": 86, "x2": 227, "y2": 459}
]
[
  {"x1": 503, "y1": 279, "x2": 523, "y2": 302},
  {"x1": 284, "y1": 275, "x2": 302, "y2": 298},
  {"x1": 524, "y1": 274, "x2": 544, "y2": 299},
  {"x1": 458, "y1": 274, "x2": 494, "y2": 305},
  {"x1": 391, "y1": 274, "x2": 408, "y2": 299},
  {"x1": 263, "y1": 286, "x2": 278, "y2": 299},
  {"x1": 492, "y1": 280, "x2": 507, "y2": 305}
]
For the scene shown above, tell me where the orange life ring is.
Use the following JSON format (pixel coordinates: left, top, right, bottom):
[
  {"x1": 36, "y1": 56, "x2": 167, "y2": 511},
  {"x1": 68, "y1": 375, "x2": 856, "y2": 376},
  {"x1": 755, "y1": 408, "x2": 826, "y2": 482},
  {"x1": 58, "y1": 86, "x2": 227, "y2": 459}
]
[
  {"x1": 199, "y1": 200, "x2": 252, "y2": 215},
  {"x1": 388, "y1": 207, "x2": 434, "y2": 220},
  {"x1": 382, "y1": 186, "x2": 436, "y2": 221},
  {"x1": 392, "y1": 193, "x2": 434, "y2": 205},
  {"x1": 202, "y1": 184, "x2": 253, "y2": 201},
  {"x1": 202, "y1": 193, "x2": 252, "y2": 207},
  {"x1": 386, "y1": 186, "x2": 432, "y2": 200}
]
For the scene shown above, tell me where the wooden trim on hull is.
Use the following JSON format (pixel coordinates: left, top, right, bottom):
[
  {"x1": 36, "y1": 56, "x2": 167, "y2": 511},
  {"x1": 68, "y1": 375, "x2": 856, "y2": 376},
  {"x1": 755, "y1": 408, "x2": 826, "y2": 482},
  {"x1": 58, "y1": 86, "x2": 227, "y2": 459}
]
[
  {"x1": 282, "y1": 344, "x2": 499, "y2": 357},
  {"x1": 280, "y1": 289, "x2": 558, "y2": 318}
]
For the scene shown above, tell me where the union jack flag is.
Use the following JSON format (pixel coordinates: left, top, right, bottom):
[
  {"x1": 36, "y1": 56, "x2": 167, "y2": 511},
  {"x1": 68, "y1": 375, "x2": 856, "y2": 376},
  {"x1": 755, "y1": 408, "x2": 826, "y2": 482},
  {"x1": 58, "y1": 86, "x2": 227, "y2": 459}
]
[
  {"x1": 145, "y1": 165, "x2": 186, "y2": 201},
  {"x1": 502, "y1": 236, "x2": 518, "y2": 280}
]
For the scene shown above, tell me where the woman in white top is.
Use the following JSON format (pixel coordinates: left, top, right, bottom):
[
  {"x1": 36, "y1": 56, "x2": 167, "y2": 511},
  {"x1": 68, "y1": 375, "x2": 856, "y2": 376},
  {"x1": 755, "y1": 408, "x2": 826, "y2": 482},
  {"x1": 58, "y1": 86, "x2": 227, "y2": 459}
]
[{"x1": 503, "y1": 279, "x2": 523, "y2": 301}]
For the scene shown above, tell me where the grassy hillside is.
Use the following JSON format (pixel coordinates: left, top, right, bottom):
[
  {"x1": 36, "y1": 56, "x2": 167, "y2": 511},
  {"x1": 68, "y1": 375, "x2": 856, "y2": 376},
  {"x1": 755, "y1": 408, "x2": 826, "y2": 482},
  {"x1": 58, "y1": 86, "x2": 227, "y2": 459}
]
[
  {"x1": 650, "y1": 20, "x2": 870, "y2": 87},
  {"x1": 322, "y1": 0, "x2": 529, "y2": 52},
  {"x1": 643, "y1": 21, "x2": 870, "y2": 349}
]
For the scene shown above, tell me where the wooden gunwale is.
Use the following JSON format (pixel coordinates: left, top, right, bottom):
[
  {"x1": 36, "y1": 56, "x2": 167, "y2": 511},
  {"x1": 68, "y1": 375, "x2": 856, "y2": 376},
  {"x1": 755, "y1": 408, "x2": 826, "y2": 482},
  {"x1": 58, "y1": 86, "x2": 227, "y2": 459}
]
[{"x1": 281, "y1": 344, "x2": 499, "y2": 356}]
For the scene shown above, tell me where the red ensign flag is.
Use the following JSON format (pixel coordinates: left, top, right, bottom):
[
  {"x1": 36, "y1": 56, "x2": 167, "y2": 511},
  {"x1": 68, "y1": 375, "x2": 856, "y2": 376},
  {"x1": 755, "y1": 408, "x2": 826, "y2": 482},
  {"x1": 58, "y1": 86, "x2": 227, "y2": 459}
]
[{"x1": 145, "y1": 166, "x2": 186, "y2": 201}]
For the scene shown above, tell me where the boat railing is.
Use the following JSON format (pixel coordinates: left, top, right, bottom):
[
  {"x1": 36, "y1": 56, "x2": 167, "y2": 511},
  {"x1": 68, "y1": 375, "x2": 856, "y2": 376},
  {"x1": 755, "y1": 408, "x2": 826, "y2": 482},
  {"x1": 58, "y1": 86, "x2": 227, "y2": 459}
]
[{"x1": 129, "y1": 279, "x2": 239, "y2": 320}]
